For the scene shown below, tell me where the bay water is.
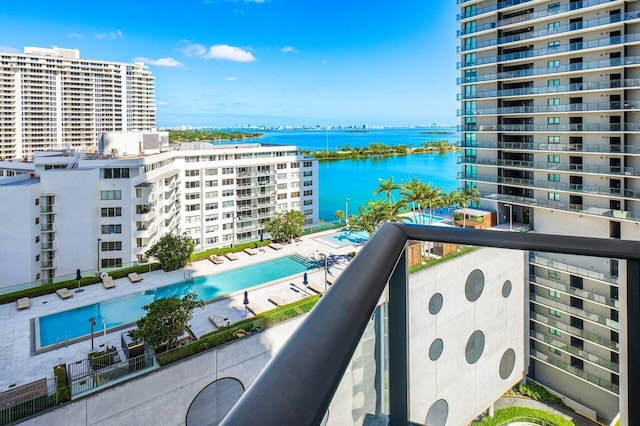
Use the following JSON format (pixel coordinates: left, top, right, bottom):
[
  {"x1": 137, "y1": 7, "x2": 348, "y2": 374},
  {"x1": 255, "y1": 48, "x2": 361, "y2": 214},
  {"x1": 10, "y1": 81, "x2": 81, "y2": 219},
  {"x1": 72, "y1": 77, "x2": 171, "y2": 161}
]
[{"x1": 259, "y1": 127, "x2": 461, "y2": 221}]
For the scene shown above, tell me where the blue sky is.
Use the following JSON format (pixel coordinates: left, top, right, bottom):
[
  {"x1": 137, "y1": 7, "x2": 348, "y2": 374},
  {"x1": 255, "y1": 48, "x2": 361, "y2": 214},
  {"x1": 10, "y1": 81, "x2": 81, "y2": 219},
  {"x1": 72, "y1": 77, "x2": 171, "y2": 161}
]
[{"x1": 0, "y1": 0, "x2": 459, "y2": 128}]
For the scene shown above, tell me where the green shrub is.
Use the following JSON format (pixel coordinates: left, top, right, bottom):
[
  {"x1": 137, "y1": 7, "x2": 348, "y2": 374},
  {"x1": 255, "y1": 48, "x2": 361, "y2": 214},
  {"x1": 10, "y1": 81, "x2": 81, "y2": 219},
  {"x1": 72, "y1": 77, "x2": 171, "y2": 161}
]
[
  {"x1": 453, "y1": 212, "x2": 463, "y2": 221},
  {"x1": 53, "y1": 364, "x2": 70, "y2": 403},
  {"x1": 474, "y1": 406, "x2": 574, "y2": 426},
  {"x1": 471, "y1": 216, "x2": 484, "y2": 223},
  {"x1": 157, "y1": 295, "x2": 320, "y2": 366},
  {"x1": 518, "y1": 381, "x2": 566, "y2": 407},
  {"x1": 190, "y1": 241, "x2": 272, "y2": 262},
  {"x1": 409, "y1": 246, "x2": 477, "y2": 274}
]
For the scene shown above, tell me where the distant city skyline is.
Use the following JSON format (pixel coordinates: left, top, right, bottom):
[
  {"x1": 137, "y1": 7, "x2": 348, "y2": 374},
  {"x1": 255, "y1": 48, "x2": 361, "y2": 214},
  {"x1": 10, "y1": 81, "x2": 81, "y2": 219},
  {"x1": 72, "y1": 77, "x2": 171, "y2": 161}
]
[{"x1": 0, "y1": 1, "x2": 458, "y2": 128}]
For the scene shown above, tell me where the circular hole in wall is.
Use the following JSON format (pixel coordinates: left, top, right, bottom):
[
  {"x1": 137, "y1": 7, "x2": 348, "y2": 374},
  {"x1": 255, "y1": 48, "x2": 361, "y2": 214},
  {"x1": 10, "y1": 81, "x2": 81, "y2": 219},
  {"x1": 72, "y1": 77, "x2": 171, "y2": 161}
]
[
  {"x1": 186, "y1": 377, "x2": 244, "y2": 426},
  {"x1": 499, "y1": 349, "x2": 516, "y2": 379},
  {"x1": 502, "y1": 280, "x2": 512, "y2": 298},
  {"x1": 425, "y1": 399, "x2": 449, "y2": 426},
  {"x1": 429, "y1": 293, "x2": 443, "y2": 315},
  {"x1": 429, "y1": 338, "x2": 444, "y2": 361},
  {"x1": 465, "y1": 269, "x2": 484, "y2": 302},
  {"x1": 465, "y1": 330, "x2": 485, "y2": 364}
]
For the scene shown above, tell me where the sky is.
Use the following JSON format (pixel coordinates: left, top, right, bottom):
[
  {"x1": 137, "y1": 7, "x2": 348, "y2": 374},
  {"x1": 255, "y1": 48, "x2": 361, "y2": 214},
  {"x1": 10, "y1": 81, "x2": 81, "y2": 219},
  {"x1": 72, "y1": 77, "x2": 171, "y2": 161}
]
[{"x1": 0, "y1": 0, "x2": 459, "y2": 128}]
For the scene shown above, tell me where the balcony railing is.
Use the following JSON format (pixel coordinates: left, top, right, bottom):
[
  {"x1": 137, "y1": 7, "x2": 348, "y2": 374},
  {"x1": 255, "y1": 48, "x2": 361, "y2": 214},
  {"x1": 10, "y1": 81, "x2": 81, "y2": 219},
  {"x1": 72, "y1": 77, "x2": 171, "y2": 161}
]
[
  {"x1": 530, "y1": 293, "x2": 618, "y2": 330},
  {"x1": 530, "y1": 252, "x2": 618, "y2": 285},
  {"x1": 530, "y1": 311, "x2": 619, "y2": 351},
  {"x1": 457, "y1": 0, "x2": 531, "y2": 20},
  {"x1": 456, "y1": 140, "x2": 640, "y2": 155},
  {"x1": 457, "y1": 101, "x2": 640, "y2": 116},
  {"x1": 219, "y1": 223, "x2": 640, "y2": 425},
  {"x1": 457, "y1": 157, "x2": 640, "y2": 177},
  {"x1": 530, "y1": 274, "x2": 619, "y2": 309}
]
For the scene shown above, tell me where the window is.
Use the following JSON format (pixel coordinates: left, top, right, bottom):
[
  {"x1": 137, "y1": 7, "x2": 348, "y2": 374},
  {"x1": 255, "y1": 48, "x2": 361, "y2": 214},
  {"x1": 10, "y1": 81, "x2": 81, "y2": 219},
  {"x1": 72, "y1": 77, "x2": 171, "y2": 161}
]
[
  {"x1": 548, "y1": 79, "x2": 560, "y2": 86},
  {"x1": 205, "y1": 214, "x2": 218, "y2": 222},
  {"x1": 290, "y1": 162, "x2": 300, "y2": 168},
  {"x1": 277, "y1": 183, "x2": 287, "y2": 190},
  {"x1": 35, "y1": 254, "x2": 40, "y2": 262},
  {"x1": 222, "y1": 200, "x2": 234, "y2": 208},
  {"x1": 548, "y1": 308, "x2": 561, "y2": 317},
  {"x1": 547, "y1": 41, "x2": 560, "y2": 48},
  {"x1": 548, "y1": 192, "x2": 560, "y2": 201},
  {"x1": 35, "y1": 217, "x2": 39, "y2": 225},
  {"x1": 549, "y1": 290, "x2": 561, "y2": 299},
  {"x1": 548, "y1": 2, "x2": 560, "y2": 10},
  {"x1": 206, "y1": 202, "x2": 219, "y2": 210},
  {"x1": 35, "y1": 198, "x2": 40, "y2": 206},
  {"x1": 303, "y1": 161, "x2": 313, "y2": 167},
  {"x1": 303, "y1": 190, "x2": 313, "y2": 196},
  {"x1": 549, "y1": 347, "x2": 561, "y2": 356},
  {"x1": 278, "y1": 193, "x2": 287, "y2": 200},
  {"x1": 277, "y1": 163, "x2": 287, "y2": 170},
  {"x1": 222, "y1": 189, "x2": 234, "y2": 197},
  {"x1": 547, "y1": 21, "x2": 560, "y2": 31},
  {"x1": 102, "y1": 258, "x2": 123, "y2": 268},
  {"x1": 548, "y1": 136, "x2": 560, "y2": 144},
  {"x1": 186, "y1": 204, "x2": 200, "y2": 211},
  {"x1": 547, "y1": 60, "x2": 560, "y2": 69},
  {"x1": 221, "y1": 179, "x2": 234, "y2": 185},
  {"x1": 101, "y1": 241, "x2": 122, "y2": 251},
  {"x1": 303, "y1": 200, "x2": 313, "y2": 206},
  {"x1": 100, "y1": 190, "x2": 121, "y2": 200},
  {"x1": 185, "y1": 193, "x2": 200, "y2": 200},
  {"x1": 277, "y1": 173, "x2": 287, "y2": 179},
  {"x1": 103, "y1": 168, "x2": 130, "y2": 179},
  {"x1": 101, "y1": 224, "x2": 122, "y2": 234},
  {"x1": 549, "y1": 328, "x2": 561, "y2": 337},
  {"x1": 205, "y1": 169, "x2": 217, "y2": 176},
  {"x1": 185, "y1": 170, "x2": 200, "y2": 177},
  {"x1": 185, "y1": 181, "x2": 200, "y2": 188},
  {"x1": 101, "y1": 207, "x2": 122, "y2": 217},
  {"x1": 548, "y1": 98, "x2": 560, "y2": 106},
  {"x1": 547, "y1": 155, "x2": 560, "y2": 163},
  {"x1": 291, "y1": 191, "x2": 300, "y2": 198},
  {"x1": 303, "y1": 180, "x2": 313, "y2": 187},
  {"x1": 222, "y1": 167, "x2": 234, "y2": 174},
  {"x1": 35, "y1": 236, "x2": 40, "y2": 244},
  {"x1": 205, "y1": 191, "x2": 218, "y2": 199},
  {"x1": 548, "y1": 270, "x2": 561, "y2": 280},
  {"x1": 303, "y1": 171, "x2": 312, "y2": 177},
  {"x1": 548, "y1": 117, "x2": 560, "y2": 125},
  {"x1": 548, "y1": 173, "x2": 560, "y2": 182}
]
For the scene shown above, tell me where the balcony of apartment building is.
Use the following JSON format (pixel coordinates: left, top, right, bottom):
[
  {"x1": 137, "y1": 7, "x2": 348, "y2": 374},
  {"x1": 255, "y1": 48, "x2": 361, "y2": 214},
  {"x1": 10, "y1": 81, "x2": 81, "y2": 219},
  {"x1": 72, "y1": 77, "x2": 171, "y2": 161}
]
[
  {"x1": 457, "y1": 138, "x2": 640, "y2": 155},
  {"x1": 215, "y1": 223, "x2": 640, "y2": 425},
  {"x1": 458, "y1": 100, "x2": 640, "y2": 116},
  {"x1": 458, "y1": 122, "x2": 638, "y2": 133}
]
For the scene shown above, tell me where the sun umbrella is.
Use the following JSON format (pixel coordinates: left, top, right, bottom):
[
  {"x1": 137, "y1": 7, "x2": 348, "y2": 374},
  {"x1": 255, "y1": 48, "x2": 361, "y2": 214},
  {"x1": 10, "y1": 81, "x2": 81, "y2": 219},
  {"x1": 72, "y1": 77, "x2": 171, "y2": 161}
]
[
  {"x1": 243, "y1": 291, "x2": 249, "y2": 316},
  {"x1": 76, "y1": 269, "x2": 82, "y2": 287},
  {"x1": 303, "y1": 272, "x2": 308, "y2": 285},
  {"x1": 260, "y1": 230, "x2": 264, "y2": 243}
]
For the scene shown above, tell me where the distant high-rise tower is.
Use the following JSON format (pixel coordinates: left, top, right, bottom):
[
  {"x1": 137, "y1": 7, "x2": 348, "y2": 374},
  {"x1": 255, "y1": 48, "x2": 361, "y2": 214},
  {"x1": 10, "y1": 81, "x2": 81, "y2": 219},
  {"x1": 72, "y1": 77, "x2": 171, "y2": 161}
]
[
  {"x1": 457, "y1": 1, "x2": 639, "y2": 422},
  {"x1": 0, "y1": 46, "x2": 156, "y2": 159}
]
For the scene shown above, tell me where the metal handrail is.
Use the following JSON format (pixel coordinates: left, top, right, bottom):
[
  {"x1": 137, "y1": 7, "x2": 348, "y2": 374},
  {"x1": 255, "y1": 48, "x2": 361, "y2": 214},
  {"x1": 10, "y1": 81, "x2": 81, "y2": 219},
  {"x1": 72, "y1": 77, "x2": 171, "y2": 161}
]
[{"x1": 220, "y1": 223, "x2": 640, "y2": 426}]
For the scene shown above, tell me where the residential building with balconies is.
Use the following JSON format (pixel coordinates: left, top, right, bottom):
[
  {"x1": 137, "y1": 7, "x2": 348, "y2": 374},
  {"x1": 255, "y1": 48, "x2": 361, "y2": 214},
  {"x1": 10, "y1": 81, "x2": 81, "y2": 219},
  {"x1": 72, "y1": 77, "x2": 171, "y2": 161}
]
[{"x1": 457, "y1": 0, "x2": 640, "y2": 421}]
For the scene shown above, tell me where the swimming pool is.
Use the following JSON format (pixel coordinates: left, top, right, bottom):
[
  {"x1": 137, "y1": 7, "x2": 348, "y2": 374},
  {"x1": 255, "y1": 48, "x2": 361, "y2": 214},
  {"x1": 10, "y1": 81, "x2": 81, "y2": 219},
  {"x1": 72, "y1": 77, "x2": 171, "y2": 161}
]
[
  {"x1": 36, "y1": 254, "x2": 318, "y2": 349},
  {"x1": 407, "y1": 213, "x2": 446, "y2": 225},
  {"x1": 316, "y1": 230, "x2": 370, "y2": 247}
]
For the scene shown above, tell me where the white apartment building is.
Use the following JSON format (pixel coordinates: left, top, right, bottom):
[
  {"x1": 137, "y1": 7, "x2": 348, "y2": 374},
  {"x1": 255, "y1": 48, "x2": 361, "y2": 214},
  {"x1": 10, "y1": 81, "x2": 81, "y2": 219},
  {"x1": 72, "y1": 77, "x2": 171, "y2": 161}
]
[
  {"x1": 457, "y1": 0, "x2": 640, "y2": 421},
  {"x1": 0, "y1": 132, "x2": 318, "y2": 289},
  {"x1": 0, "y1": 46, "x2": 156, "y2": 159}
]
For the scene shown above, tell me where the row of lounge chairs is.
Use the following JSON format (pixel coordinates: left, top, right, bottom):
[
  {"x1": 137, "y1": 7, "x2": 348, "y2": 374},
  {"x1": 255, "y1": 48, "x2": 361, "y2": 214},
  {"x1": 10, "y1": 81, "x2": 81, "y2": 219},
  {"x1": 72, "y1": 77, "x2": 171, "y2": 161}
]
[{"x1": 207, "y1": 243, "x2": 285, "y2": 267}]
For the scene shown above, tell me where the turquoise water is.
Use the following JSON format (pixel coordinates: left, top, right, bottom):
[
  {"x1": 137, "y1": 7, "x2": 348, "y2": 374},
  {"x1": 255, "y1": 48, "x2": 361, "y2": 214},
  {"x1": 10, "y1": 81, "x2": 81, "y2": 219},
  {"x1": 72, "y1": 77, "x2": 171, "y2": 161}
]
[
  {"x1": 37, "y1": 255, "x2": 318, "y2": 348},
  {"x1": 259, "y1": 128, "x2": 461, "y2": 221},
  {"x1": 407, "y1": 213, "x2": 447, "y2": 225},
  {"x1": 316, "y1": 230, "x2": 370, "y2": 248}
]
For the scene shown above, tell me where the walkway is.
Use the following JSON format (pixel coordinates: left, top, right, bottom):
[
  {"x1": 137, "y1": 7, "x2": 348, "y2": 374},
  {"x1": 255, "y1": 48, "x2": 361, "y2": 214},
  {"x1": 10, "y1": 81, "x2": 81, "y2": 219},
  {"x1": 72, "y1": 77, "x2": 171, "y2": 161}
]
[
  {"x1": 494, "y1": 397, "x2": 602, "y2": 426},
  {"x1": 0, "y1": 228, "x2": 364, "y2": 390}
]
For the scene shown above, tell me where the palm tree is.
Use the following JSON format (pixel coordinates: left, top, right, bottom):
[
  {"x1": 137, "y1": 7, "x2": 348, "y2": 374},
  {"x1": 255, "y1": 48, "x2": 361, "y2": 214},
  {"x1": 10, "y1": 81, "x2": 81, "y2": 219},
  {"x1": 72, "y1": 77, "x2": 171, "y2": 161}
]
[
  {"x1": 423, "y1": 184, "x2": 442, "y2": 225},
  {"x1": 457, "y1": 186, "x2": 481, "y2": 228},
  {"x1": 334, "y1": 210, "x2": 345, "y2": 225},
  {"x1": 349, "y1": 200, "x2": 411, "y2": 237},
  {"x1": 400, "y1": 177, "x2": 422, "y2": 222},
  {"x1": 374, "y1": 177, "x2": 401, "y2": 203},
  {"x1": 440, "y1": 190, "x2": 461, "y2": 223}
]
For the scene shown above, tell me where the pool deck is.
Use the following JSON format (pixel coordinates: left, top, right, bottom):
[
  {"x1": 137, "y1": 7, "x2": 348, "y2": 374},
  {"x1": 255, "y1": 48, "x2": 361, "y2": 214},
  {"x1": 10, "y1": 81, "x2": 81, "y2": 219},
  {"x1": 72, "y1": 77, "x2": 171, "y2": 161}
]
[{"x1": 0, "y1": 229, "x2": 365, "y2": 390}]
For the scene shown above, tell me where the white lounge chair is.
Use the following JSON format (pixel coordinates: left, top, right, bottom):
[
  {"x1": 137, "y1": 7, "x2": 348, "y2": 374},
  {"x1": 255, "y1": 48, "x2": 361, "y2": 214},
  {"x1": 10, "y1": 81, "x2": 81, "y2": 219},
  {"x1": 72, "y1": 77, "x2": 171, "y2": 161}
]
[
  {"x1": 268, "y1": 296, "x2": 286, "y2": 307},
  {"x1": 56, "y1": 288, "x2": 73, "y2": 299},
  {"x1": 244, "y1": 248, "x2": 258, "y2": 256},
  {"x1": 128, "y1": 272, "x2": 143, "y2": 283},
  {"x1": 209, "y1": 255, "x2": 224, "y2": 264},
  {"x1": 326, "y1": 275, "x2": 336, "y2": 285},
  {"x1": 268, "y1": 243, "x2": 283, "y2": 250},
  {"x1": 225, "y1": 253, "x2": 238, "y2": 261},
  {"x1": 209, "y1": 314, "x2": 228, "y2": 328},
  {"x1": 307, "y1": 283, "x2": 325, "y2": 294},
  {"x1": 246, "y1": 303, "x2": 262, "y2": 315},
  {"x1": 102, "y1": 275, "x2": 116, "y2": 289},
  {"x1": 16, "y1": 297, "x2": 30, "y2": 310}
]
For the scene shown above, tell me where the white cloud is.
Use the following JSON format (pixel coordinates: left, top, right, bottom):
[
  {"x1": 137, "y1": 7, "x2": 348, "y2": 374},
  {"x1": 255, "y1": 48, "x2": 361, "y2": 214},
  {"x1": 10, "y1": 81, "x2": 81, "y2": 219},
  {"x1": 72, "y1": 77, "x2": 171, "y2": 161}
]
[
  {"x1": 157, "y1": 101, "x2": 169, "y2": 105},
  {"x1": 67, "y1": 33, "x2": 84, "y2": 39},
  {"x1": 205, "y1": 45, "x2": 255, "y2": 62},
  {"x1": 224, "y1": 76, "x2": 238, "y2": 81},
  {"x1": 0, "y1": 46, "x2": 18, "y2": 53},
  {"x1": 133, "y1": 57, "x2": 184, "y2": 67},
  {"x1": 179, "y1": 42, "x2": 207, "y2": 57},
  {"x1": 281, "y1": 46, "x2": 297, "y2": 54},
  {"x1": 179, "y1": 41, "x2": 255, "y2": 62},
  {"x1": 95, "y1": 30, "x2": 123, "y2": 40}
]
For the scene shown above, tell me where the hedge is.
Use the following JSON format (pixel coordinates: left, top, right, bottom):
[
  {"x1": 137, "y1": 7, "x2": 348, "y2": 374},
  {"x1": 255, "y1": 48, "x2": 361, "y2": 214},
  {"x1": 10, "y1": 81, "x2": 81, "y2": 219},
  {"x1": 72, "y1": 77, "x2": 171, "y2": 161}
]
[
  {"x1": 0, "y1": 263, "x2": 161, "y2": 304},
  {"x1": 156, "y1": 295, "x2": 320, "y2": 366},
  {"x1": 473, "y1": 406, "x2": 574, "y2": 426}
]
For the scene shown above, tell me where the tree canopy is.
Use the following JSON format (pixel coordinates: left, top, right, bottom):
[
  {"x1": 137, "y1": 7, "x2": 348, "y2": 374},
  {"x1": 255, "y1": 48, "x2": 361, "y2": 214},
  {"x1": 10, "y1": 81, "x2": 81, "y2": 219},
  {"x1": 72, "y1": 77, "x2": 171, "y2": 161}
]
[
  {"x1": 129, "y1": 293, "x2": 203, "y2": 351},
  {"x1": 264, "y1": 210, "x2": 305, "y2": 242},
  {"x1": 146, "y1": 233, "x2": 195, "y2": 271}
]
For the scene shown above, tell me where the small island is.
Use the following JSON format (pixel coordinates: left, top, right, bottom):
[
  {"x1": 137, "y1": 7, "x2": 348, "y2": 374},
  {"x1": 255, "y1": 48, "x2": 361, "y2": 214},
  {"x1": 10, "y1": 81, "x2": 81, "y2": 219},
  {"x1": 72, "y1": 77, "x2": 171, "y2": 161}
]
[
  {"x1": 168, "y1": 130, "x2": 263, "y2": 143},
  {"x1": 302, "y1": 140, "x2": 458, "y2": 160},
  {"x1": 418, "y1": 130, "x2": 455, "y2": 135}
]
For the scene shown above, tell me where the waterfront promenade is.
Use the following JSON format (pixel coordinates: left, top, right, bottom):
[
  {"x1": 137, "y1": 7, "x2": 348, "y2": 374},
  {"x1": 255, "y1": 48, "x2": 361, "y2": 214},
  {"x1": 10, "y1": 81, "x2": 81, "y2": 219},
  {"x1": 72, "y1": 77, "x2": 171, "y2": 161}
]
[{"x1": 0, "y1": 229, "x2": 364, "y2": 389}]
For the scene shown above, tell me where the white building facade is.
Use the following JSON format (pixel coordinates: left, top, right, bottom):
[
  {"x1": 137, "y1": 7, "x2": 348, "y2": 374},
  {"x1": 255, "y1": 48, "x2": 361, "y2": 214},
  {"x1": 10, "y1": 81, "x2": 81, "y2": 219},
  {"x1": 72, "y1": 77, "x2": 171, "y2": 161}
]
[
  {"x1": 0, "y1": 46, "x2": 156, "y2": 159},
  {"x1": 0, "y1": 135, "x2": 318, "y2": 289}
]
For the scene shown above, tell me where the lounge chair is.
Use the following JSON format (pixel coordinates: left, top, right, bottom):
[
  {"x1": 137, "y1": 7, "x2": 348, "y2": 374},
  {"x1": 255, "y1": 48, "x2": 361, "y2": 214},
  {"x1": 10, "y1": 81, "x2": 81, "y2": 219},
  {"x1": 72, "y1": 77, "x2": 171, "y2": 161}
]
[
  {"x1": 209, "y1": 254, "x2": 224, "y2": 264},
  {"x1": 268, "y1": 243, "x2": 283, "y2": 250},
  {"x1": 209, "y1": 314, "x2": 228, "y2": 328},
  {"x1": 307, "y1": 283, "x2": 325, "y2": 294},
  {"x1": 244, "y1": 248, "x2": 258, "y2": 256},
  {"x1": 128, "y1": 272, "x2": 143, "y2": 283},
  {"x1": 56, "y1": 288, "x2": 73, "y2": 299},
  {"x1": 16, "y1": 297, "x2": 30, "y2": 310},
  {"x1": 268, "y1": 296, "x2": 286, "y2": 307},
  {"x1": 246, "y1": 303, "x2": 263, "y2": 315},
  {"x1": 326, "y1": 275, "x2": 336, "y2": 286},
  {"x1": 225, "y1": 253, "x2": 238, "y2": 261},
  {"x1": 102, "y1": 275, "x2": 116, "y2": 289}
]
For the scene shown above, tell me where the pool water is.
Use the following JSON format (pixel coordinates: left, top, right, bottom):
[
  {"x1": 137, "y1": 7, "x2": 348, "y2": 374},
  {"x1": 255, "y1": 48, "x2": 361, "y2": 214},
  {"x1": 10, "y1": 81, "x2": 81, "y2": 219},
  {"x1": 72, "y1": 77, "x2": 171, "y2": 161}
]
[
  {"x1": 407, "y1": 213, "x2": 446, "y2": 225},
  {"x1": 316, "y1": 230, "x2": 370, "y2": 247},
  {"x1": 37, "y1": 255, "x2": 318, "y2": 348}
]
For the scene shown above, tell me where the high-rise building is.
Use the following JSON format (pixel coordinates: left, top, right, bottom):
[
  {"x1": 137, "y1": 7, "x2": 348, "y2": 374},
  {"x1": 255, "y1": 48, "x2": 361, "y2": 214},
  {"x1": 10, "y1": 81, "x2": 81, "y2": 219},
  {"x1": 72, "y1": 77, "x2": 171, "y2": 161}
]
[
  {"x1": 0, "y1": 46, "x2": 156, "y2": 159},
  {"x1": 457, "y1": 0, "x2": 639, "y2": 421}
]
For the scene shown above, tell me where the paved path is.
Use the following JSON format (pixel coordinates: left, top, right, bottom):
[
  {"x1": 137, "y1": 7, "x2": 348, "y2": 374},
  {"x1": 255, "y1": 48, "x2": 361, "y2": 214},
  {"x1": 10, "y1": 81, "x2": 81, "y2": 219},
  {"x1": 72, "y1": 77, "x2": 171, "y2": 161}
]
[
  {"x1": 495, "y1": 396, "x2": 602, "y2": 426},
  {"x1": 0, "y1": 228, "x2": 364, "y2": 390}
]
